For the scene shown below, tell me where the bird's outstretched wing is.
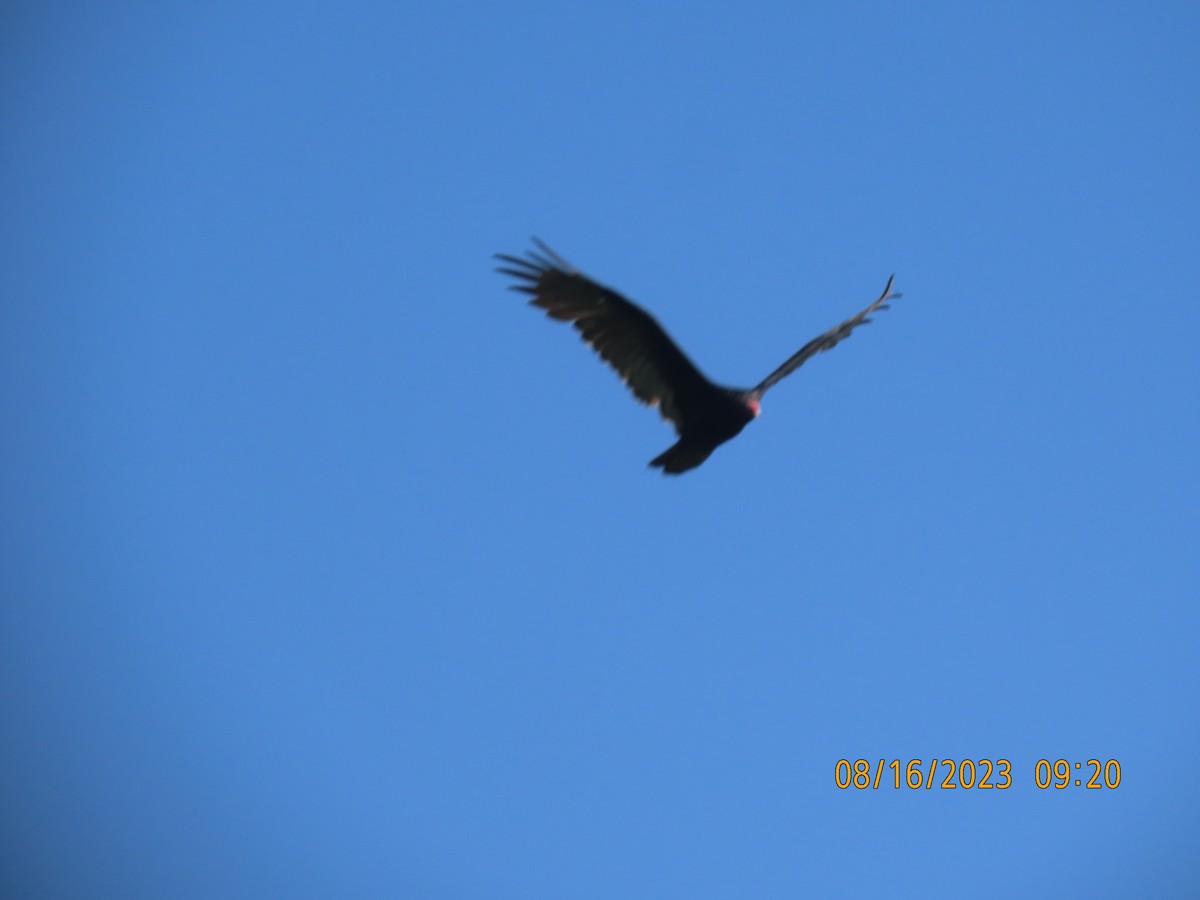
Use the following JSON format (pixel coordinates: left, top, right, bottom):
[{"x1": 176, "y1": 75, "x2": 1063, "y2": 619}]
[
  {"x1": 495, "y1": 239, "x2": 713, "y2": 430},
  {"x1": 753, "y1": 275, "x2": 898, "y2": 395}
]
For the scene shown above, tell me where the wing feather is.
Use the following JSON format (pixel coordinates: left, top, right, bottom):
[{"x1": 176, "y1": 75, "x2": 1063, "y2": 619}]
[
  {"x1": 496, "y1": 240, "x2": 713, "y2": 429},
  {"x1": 754, "y1": 275, "x2": 899, "y2": 395}
]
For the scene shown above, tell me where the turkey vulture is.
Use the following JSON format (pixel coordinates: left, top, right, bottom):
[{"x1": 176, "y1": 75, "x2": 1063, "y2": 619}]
[{"x1": 495, "y1": 240, "x2": 899, "y2": 475}]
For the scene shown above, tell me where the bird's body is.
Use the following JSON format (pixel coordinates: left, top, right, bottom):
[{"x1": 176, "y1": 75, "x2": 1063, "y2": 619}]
[
  {"x1": 496, "y1": 240, "x2": 898, "y2": 474},
  {"x1": 647, "y1": 386, "x2": 758, "y2": 474}
]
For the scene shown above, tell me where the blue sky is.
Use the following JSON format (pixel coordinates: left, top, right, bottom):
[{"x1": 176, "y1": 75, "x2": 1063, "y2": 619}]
[{"x1": 2, "y1": 1, "x2": 1198, "y2": 897}]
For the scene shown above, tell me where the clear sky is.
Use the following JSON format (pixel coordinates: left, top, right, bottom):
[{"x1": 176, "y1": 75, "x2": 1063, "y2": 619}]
[{"x1": 3, "y1": 2, "x2": 1198, "y2": 897}]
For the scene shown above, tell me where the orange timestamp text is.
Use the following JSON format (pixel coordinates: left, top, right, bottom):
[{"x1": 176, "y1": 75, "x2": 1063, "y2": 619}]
[
  {"x1": 834, "y1": 758, "x2": 1123, "y2": 790},
  {"x1": 835, "y1": 758, "x2": 1012, "y2": 790}
]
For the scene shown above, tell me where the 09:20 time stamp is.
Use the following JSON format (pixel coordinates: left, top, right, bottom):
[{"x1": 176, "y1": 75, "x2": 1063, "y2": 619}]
[{"x1": 834, "y1": 758, "x2": 1122, "y2": 790}]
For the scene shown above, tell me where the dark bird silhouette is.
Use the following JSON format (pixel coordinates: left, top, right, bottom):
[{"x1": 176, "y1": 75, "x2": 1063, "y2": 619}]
[{"x1": 495, "y1": 240, "x2": 899, "y2": 475}]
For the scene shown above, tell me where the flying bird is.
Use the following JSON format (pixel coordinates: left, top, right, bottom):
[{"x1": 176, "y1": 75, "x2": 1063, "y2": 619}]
[{"x1": 495, "y1": 240, "x2": 899, "y2": 475}]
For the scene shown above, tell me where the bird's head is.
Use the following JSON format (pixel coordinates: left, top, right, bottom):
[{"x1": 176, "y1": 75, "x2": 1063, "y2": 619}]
[{"x1": 745, "y1": 391, "x2": 761, "y2": 417}]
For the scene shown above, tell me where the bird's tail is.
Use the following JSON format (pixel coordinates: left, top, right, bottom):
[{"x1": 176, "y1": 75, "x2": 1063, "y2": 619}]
[{"x1": 649, "y1": 440, "x2": 714, "y2": 475}]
